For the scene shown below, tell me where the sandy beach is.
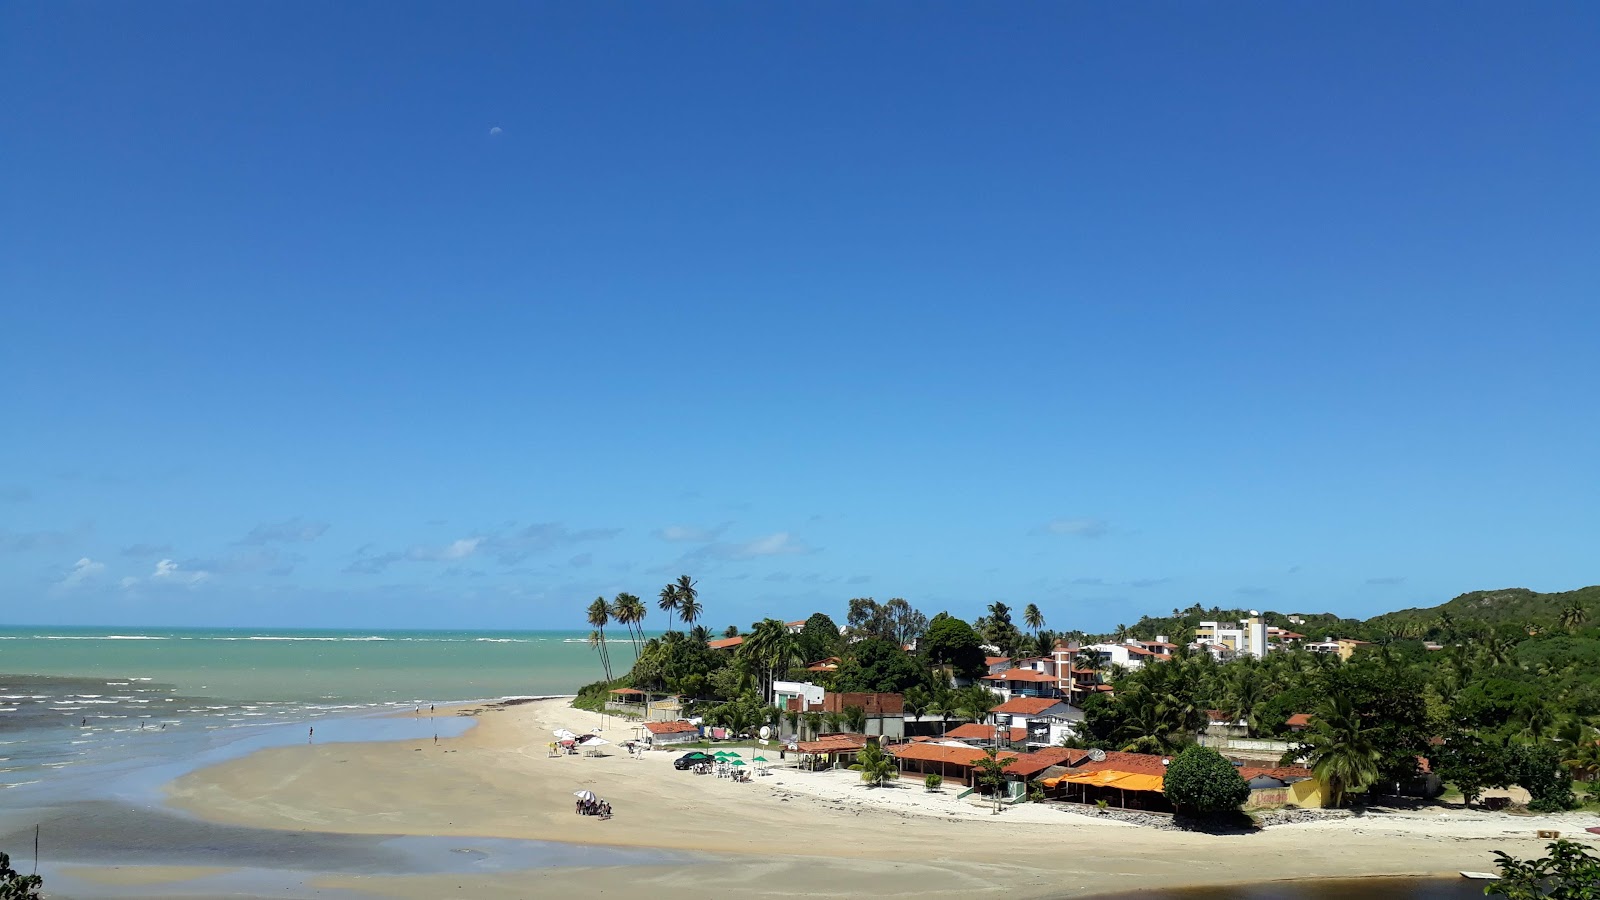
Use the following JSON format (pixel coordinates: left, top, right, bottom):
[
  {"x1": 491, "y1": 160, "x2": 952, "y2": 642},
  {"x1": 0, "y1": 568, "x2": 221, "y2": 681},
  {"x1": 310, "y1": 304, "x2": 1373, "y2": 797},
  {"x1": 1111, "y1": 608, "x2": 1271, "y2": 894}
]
[{"x1": 60, "y1": 698, "x2": 1594, "y2": 899}]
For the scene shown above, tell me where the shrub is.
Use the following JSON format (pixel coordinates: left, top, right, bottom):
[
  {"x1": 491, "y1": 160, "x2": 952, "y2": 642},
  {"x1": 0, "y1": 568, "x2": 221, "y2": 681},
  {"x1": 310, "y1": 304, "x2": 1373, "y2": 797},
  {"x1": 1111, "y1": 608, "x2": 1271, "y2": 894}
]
[
  {"x1": 0, "y1": 851, "x2": 44, "y2": 900},
  {"x1": 1163, "y1": 745, "x2": 1249, "y2": 815},
  {"x1": 924, "y1": 773, "x2": 943, "y2": 792}
]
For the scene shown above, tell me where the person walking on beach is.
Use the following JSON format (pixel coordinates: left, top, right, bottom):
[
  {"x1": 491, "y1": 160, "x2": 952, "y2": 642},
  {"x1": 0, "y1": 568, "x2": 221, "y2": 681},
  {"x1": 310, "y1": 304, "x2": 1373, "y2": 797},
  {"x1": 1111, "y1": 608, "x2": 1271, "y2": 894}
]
[{"x1": 308, "y1": 726, "x2": 314, "y2": 743}]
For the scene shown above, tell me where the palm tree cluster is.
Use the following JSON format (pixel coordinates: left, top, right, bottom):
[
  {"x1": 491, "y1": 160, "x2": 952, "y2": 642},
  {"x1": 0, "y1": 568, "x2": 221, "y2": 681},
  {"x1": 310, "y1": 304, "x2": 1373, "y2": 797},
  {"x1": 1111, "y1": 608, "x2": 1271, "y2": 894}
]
[{"x1": 583, "y1": 576, "x2": 703, "y2": 681}]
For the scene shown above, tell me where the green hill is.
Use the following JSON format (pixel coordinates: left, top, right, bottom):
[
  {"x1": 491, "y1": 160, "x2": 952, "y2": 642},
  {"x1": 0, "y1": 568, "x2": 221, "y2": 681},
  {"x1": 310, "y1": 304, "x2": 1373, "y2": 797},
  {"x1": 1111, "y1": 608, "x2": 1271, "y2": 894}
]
[
  {"x1": 1124, "y1": 585, "x2": 1599, "y2": 644},
  {"x1": 1369, "y1": 585, "x2": 1600, "y2": 632}
]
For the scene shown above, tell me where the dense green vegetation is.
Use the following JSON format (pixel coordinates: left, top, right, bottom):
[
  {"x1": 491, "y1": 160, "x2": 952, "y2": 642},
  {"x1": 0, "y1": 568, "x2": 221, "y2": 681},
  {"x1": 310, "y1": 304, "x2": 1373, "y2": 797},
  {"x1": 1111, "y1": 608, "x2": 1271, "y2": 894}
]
[
  {"x1": 578, "y1": 581, "x2": 1600, "y2": 811},
  {"x1": 1486, "y1": 840, "x2": 1600, "y2": 899},
  {"x1": 1163, "y1": 745, "x2": 1250, "y2": 815},
  {"x1": 0, "y1": 852, "x2": 44, "y2": 900}
]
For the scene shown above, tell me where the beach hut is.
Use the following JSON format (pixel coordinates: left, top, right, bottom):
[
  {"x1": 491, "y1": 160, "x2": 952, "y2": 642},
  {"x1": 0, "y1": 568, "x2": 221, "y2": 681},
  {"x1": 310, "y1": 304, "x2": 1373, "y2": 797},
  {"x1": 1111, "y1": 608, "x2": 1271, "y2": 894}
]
[{"x1": 643, "y1": 720, "x2": 700, "y2": 748}]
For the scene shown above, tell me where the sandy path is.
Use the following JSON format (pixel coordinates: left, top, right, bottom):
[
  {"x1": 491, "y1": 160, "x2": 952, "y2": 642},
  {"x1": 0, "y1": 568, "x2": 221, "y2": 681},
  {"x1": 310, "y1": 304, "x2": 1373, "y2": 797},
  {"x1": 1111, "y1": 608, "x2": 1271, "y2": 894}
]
[{"x1": 140, "y1": 699, "x2": 1599, "y2": 899}]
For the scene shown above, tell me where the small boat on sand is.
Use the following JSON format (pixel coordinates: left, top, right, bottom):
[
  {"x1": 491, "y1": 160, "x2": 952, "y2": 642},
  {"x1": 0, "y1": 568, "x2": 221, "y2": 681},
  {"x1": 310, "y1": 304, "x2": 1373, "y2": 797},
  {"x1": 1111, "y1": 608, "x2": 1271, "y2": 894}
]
[{"x1": 1460, "y1": 872, "x2": 1499, "y2": 880}]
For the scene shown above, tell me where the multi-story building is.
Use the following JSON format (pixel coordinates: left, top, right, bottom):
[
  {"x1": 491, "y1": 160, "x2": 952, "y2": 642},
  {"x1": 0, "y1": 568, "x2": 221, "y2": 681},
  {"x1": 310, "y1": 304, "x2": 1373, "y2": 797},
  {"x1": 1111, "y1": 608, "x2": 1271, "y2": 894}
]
[{"x1": 1193, "y1": 614, "x2": 1270, "y2": 659}]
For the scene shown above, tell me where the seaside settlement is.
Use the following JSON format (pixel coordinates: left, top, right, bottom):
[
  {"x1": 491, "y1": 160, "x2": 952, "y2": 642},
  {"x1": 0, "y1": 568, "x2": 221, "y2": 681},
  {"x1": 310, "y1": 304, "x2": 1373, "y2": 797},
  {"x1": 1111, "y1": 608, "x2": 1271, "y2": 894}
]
[{"x1": 579, "y1": 588, "x2": 1600, "y2": 821}]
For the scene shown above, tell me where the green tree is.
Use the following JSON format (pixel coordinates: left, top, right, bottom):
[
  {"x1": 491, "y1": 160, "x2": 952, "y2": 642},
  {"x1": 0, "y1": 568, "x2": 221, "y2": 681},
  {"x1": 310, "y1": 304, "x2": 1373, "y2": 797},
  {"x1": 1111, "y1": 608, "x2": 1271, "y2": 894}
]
[
  {"x1": 798, "y1": 612, "x2": 841, "y2": 662},
  {"x1": 930, "y1": 699, "x2": 955, "y2": 736},
  {"x1": 1433, "y1": 730, "x2": 1514, "y2": 808},
  {"x1": 842, "y1": 705, "x2": 868, "y2": 734},
  {"x1": 613, "y1": 593, "x2": 646, "y2": 659},
  {"x1": 676, "y1": 576, "x2": 703, "y2": 631},
  {"x1": 919, "y1": 613, "x2": 988, "y2": 681},
  {"x1": 831, "y1": 638, "x2": 927, "y2": 694},
  {"x1": 739, "y1": 618, "x2": 802, "y2": 704},
  {"x1": 850, "y1": 740, "x2": 898, "y2": 787},
  {"x1": 1023, "y1": 603, "x2": 1045, "y2": 635},
  {"x1": 1558, "y1": 604, "x2": 1589, "y2": 634},
  {"x1": 586, "y1": 596, "x2": 614, "y2": 681},
  {"x1": 657, "y1": 582, "x2": 681, "y2": 633},
  {"x1": 924, "y1": 772, "x2": 943, "y2": 792},
  {"x1": 0, "y1": 851, "x2": 44, "y2": 900},
  {"x1": 972, "y1": 748, "x2": 1015, "y2": 814},
  {"x1": 1162, "y1": 745, "x2": 1249, "y2": 815},
  {"x1": 1486, "y1": 840, "x2": 1600, "y2": 900},
  {"x1": 1289, "y1": 694, "x2": 1381, "y2": 808}
]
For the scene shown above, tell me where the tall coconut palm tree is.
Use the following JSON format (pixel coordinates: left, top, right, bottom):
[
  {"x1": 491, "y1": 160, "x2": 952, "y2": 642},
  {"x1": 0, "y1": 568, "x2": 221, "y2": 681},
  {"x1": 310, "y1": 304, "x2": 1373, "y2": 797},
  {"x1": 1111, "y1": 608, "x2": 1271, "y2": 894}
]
[
  {"x1": 739, "y1": 618, "x2": 801, "y2": 703},
  {"x1": 1023, "y1": 603, "x2": 1045, "y2": 636},
  {"x1": 586, "y1": 596, "x2": 614, "y2": 680},
  {"x1": 678, "y1": 582, "x2": 704, "y2": 631},
  {"x1": 1559, "y1": 604, "x2": 1589, "y2": 633},
  {"x1": 1292, "y1": 695, "x2": 1380, "y2": 808},
  {"x1": 613, "y1": 593, "x2": 646, "y2": 659},
  {"x1": 657, "y1": 583, "x2": 681, "y2": 634},
  {"x1": 689, "y1": 624, "x2": 711, "y2": 644},
  {"x1": 930, "y1": 700, "x2": 955, "y2": 736}
]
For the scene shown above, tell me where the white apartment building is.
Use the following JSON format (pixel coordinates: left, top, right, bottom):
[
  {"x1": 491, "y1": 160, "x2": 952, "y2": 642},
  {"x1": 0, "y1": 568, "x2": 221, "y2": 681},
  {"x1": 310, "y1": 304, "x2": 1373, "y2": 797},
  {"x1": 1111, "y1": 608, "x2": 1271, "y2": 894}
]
[{"x1": 1193, "y1": 614, "x2": 1270, "y2": 659}]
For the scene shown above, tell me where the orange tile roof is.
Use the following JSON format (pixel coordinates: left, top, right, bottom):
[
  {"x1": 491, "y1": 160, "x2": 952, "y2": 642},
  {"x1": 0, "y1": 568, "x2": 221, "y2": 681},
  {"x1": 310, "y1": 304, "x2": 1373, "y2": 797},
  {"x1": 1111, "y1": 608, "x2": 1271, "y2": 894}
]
[
  {"x1": 796, "y1": 734, "x2": 868, "y2": 754},
  {"x1": 991, "y1": 696, "x2": 1067, "y2": 715},
  {"x1": 889, "y1": 743, "x2": 1015, "y2": 766},
  {"x1": 985, "y1": 656, "x2": 1011, "y2": 666},
  {"x1": 944, "y1": 723, "x2": 1026, "y2": 742},
  {"x1": 706, "y1": 636, "x2": 743, "y2": 650},
  {"x1": 610, "y1": 687, "x2": 645, "y2": 695},
  {"x1": 644, "y1": 721, "x2": 698, "y2": 735},
  {"x1": 1123, "y1": 645, "x2": 1155, "y2": 655},
  {"x1": 786, "y1": 620, "x2": 807, "y2": 627},
  {"x1": 1068, "y1": 750, "x2": 1171, "y2": 776},
  {"x1": 982, "y1": 668, "x2": 1057, "y2": 683},
  {"x1": 1005, "y1": 751, "x2": 1068, "y2": 778},
  {"x1": 1285, "y1": 713, "x2": 1313, "y2": 728}
]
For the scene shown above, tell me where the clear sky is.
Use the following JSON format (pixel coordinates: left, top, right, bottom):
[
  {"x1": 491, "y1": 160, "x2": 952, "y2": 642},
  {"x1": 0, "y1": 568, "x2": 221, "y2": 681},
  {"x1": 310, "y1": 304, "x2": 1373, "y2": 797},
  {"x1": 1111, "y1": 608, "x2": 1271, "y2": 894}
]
[{"x1": 3, "y1": 2, "x2": 1596, "y2": 631}]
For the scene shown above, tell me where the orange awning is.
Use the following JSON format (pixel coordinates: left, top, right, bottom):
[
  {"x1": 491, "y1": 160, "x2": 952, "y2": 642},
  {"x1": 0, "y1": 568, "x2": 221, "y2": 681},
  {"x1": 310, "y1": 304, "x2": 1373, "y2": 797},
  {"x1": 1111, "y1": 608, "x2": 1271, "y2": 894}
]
[{"x1": 1042, "y1": 770, "x2": 1165, "y2": 792}]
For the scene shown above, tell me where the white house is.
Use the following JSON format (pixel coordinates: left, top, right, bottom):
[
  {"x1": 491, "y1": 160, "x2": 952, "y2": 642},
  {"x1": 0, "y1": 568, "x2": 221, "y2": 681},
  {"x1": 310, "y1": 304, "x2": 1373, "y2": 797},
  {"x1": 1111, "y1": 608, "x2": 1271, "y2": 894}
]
[
  {"x1": 643, "y1": 720, "x2": 700, "y2": 747},
  {"x1": 773, "y1": 680, "x2": 826, "y2": 719},
  {"x1": 988, "y1": 696, "x2": 1082, "y2": 747}
]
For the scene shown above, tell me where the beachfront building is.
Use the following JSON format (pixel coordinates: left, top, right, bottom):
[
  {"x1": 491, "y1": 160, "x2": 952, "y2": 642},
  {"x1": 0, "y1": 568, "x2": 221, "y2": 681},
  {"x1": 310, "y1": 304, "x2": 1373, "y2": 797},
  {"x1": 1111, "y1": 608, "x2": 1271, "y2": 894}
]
[
  {"x1": 990, "y1": 696, "x2": 1082, "y2": 747},
  {"x1": 605, "y1": 688, "x2": 684, "y2": 722},
  {"x1": 706, "y1": 635, "x2": 743, "y2": 652},
  {"x1": 1193, "y1": 615, "x2": 1270, "y2": 659},
  {"x1": 786, "y1": 691, "x2": 905, "y2": 740},
  {"x1": 773, "y1": 680, "x2": 825, "y2": 716},
  {"x1": 643, "y1": 720, "x2": 700, "y2": 748},
  {"x1": 982, "y1": 666, "x2": 1062, "y2": 702},
  {"x1": 1037, "y1": 750, "x2": 1324, "y2": 811},
  {"x1": 793, "y1": 733, "x2": 869, "y2": 769},
  {"x1": 942, "y1": 722, "x2": 1027, "y2": 747}
]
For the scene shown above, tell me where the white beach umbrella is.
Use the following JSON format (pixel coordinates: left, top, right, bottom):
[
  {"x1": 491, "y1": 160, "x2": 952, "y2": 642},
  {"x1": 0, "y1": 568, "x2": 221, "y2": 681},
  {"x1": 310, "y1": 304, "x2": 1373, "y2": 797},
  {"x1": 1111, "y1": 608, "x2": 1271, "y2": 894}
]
[
  {"x1": 554, "y1": 729, "x2": 578, "y2": 740},
  {"x1": 584, "y1": 737, "x2": 610, "y2": 746},
  {"x1": 573, "y1": 790, "x2": 596, "y2": 802}
]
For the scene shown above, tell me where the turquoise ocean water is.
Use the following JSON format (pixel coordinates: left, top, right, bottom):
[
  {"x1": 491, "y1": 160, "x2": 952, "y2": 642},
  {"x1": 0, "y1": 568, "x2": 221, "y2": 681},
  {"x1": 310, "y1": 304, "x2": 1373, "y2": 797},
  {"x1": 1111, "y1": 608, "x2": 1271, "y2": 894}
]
[{"x1": 0, "y1": 626, "x2": 614, "y2": 789}]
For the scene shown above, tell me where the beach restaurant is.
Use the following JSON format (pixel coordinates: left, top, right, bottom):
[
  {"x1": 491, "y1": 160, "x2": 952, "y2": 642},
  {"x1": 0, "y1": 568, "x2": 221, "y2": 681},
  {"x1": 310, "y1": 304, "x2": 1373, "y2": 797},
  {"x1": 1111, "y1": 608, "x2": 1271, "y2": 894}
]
[
  {"x1": 794, "y1": 733, "x2": 869, "y2": 769},
  {"x1": 886, "y1": 743, "x2": 1071, "y2": 788},
  {"x1": 1038, "y1": 751, "x2": 1320, "y2": 811}
]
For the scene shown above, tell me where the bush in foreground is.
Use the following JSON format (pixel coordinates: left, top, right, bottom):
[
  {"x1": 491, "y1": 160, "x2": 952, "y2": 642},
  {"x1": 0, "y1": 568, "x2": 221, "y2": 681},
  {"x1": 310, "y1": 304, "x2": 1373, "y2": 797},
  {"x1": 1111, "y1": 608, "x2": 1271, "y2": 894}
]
[{"x1": 1163, "y1": 745, "x2": 1249, "y2": 816}]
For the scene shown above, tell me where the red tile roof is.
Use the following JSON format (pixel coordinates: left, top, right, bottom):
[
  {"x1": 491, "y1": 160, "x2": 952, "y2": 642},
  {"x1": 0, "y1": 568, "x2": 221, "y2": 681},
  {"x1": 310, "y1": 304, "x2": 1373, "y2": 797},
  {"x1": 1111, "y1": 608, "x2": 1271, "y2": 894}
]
[
  {"x1": 944, "y1": 723, "x2": 1027, "y2": 742},
  {"x1": 985, "y1": 656, "x2": 1012, "y2": 666},
  {"x1": 610, "y1": 687, "x2": 645, "y2": 695},
  {"x1": 1069, "y1": 750, "x2": 1172, "y2": 776},
  {"x1": 786, "y1": 620, "x2": 807, "y2": 628},
  {"x1": 982, "y1": 668, "x2": 1057, "y2": 683},
  {"x1": 1123, "y1": 645, "x2": 1155, "y2": 655},
  {"x1": 991, "y1": 697, "x2": 1067, "y2": 715},
  {"x1": 796, "y1": 734, "x2": 868, "y2": 754},
  {"x1": 1005, "y1": 751, "x2": 1069, "y2": 779},
  {"x1": 1285, "y1": 713, "x2": 1313, "y2": 728},
  {"x1": 644, "y1": 721, "x2": 698, "y2": 735},
  {"x1": 706, "y1": 636, "x2": 744, "y2": 650}
]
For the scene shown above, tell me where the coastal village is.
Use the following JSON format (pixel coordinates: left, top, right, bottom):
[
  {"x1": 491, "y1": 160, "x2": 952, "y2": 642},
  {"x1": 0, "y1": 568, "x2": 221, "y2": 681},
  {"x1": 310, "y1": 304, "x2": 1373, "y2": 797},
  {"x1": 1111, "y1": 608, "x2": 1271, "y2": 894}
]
[{"x1": 575, "y1": 586, "x2": 1600, "y2": 829}]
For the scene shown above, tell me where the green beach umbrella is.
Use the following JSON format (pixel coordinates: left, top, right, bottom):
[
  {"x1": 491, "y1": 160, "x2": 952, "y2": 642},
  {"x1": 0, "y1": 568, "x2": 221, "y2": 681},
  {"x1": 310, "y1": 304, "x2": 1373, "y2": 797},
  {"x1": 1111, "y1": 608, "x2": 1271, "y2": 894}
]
[
  {"x1": 724, "y1": 751, "x2": 742, "y2": 758},
  {"x1": 731, "y1": 759, "x2": 746, "y2": 766},
  {"x1": 713, "y1": 750, "x2": 729, "y2": 757},
  {"x1": 753, "y1": 755, "x2": 768, "y2": 762}
]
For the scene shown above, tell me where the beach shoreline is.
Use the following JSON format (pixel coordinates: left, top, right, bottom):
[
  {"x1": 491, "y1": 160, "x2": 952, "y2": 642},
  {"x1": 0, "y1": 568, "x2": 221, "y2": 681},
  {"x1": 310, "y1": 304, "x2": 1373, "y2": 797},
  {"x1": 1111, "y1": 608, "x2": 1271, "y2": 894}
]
[{"x1": 57, "y1": 696, "x2": 1573, "y2": 899}]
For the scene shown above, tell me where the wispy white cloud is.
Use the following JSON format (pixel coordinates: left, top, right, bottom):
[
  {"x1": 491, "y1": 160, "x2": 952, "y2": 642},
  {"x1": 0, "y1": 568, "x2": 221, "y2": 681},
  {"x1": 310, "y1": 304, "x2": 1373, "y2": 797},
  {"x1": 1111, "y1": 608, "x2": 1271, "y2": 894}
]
[
  {"x1": 122, "y1": 558, "x2": 210, "y2": 589},
  {"x1": 408, "y1": 537, "x2": 482, "y2": 562},
  {"x1": 55, "y1": 557, "x2": 105, "y2": 591},
  {"x1": 1037, "y1": 517, "x2": 1109, "y2": 538},
  {"x1": 701, "y1": 531, "x2": 813, "y2": 561}
]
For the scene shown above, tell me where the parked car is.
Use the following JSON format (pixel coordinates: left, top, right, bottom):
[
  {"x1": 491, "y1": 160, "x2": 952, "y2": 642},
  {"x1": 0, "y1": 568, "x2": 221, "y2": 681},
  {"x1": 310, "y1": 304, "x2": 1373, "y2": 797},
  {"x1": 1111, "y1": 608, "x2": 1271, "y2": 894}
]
[{"x1": 673, "y1": 751, "x2": 717, "y2": 770}]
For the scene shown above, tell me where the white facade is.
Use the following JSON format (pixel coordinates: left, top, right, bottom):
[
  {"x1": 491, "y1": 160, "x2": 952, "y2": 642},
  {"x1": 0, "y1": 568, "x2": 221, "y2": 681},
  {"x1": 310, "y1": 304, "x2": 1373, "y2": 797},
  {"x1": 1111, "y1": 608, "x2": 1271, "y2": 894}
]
[
  {"x1": 772, "y1": 680, "x2": 825, "y2": 710},
  {"x1": 1194, "y1": 614, "x2": 1270, "y2": 659}
]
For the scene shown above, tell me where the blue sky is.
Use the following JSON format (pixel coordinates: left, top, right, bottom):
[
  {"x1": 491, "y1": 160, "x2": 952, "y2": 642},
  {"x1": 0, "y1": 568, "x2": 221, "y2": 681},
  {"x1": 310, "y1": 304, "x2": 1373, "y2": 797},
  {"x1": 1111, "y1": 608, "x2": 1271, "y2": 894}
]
[{"x1": 3, "y1": 2, "x2": 1597, "y2": 630}]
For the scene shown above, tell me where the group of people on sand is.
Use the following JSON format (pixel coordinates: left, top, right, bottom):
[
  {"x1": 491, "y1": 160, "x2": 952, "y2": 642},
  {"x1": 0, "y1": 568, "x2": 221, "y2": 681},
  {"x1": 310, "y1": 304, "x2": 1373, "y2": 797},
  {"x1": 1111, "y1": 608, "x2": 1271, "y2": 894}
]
[{"x1": 575, "y1": 797, "x2": 612, "y2": 818}]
